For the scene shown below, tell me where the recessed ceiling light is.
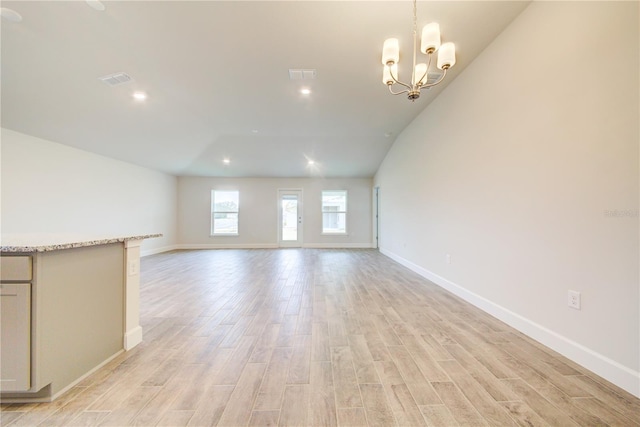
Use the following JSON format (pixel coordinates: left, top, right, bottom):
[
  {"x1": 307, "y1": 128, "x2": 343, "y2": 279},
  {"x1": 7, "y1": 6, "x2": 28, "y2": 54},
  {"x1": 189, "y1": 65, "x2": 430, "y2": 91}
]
[
  {"x1": 223, "y1": 158, "x2": 231, "y2": 165},
  {"x1": 308, "y1": 160, "x2": 315, "y2": 165},
  {"x1": 1, "y1": 8, "x2": 23, "y2": 22},
  {"x1": 132, "y1": 91, "x2": 147, "y2": 101},
  {"x1": 85, "y1": 0, "x2": 106, "y2": 11},
  {"x1": 300, "y1": 88, "x2": 311, "y2": 95}
]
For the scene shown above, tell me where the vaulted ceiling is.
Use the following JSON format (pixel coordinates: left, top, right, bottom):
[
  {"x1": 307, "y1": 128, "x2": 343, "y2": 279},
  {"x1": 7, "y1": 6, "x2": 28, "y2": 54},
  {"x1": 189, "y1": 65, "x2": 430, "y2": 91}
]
[{"x1": 1, "y1": 1, "x2": 529, "y2": 177}]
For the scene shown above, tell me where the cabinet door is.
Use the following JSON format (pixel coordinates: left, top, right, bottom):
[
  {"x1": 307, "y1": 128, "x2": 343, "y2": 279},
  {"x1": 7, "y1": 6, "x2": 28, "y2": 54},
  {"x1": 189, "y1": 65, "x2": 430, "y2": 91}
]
[{"x1": 0, "y1": 283, "x2": 31, "y2": 391}]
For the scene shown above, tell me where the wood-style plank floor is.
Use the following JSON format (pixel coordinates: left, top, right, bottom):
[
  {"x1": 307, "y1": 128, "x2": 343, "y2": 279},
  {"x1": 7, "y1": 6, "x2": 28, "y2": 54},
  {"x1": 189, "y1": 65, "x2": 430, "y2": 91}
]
[{"x1": 2, "y1": 249, "x2": 639, "y2": 426}]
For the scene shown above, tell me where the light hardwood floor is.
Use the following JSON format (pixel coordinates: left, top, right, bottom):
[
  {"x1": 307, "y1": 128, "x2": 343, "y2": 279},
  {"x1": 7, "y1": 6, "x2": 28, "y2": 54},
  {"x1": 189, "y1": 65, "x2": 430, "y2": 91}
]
[{"x1": 2, "y1": 249, "x2": 639, "y2": 426}]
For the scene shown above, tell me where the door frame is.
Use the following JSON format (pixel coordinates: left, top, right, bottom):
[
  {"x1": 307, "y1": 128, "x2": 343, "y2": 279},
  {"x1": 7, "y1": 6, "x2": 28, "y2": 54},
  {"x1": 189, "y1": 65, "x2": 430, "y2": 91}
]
[
  {"x1": 277, "y1": 189, "x2": 303, "y2": 247},
  {"x1": 374, "y1": 186, "x2": 380, "y2": 249}
]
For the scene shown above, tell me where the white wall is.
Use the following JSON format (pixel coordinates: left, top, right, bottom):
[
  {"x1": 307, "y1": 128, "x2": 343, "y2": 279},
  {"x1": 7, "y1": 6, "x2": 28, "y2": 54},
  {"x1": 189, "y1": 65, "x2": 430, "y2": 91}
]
[
  {"x1": 1, "y1": 129, "x2": 178, "y2": 255},
  {"x1": 374, "y1": 2, "x2": 639, "y2": 396},
  {"x1": 178, "y1": 176, "x2": 372, "y2": 248}
]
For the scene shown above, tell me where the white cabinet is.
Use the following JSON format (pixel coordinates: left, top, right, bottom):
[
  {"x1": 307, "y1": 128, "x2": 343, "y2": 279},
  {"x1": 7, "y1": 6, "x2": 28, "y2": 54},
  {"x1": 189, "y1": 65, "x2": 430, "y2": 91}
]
[
  {"x1": 0, "y1": 283, "x2": 31, "y2": 391},
  {"x1": 2, "y1": 246, "x2": 126, "y2": 402},
  {"x1": 0, "y1": 256, "x2": 32, "y2": 282},
  {"x1": 0, "y1": 236, "x2": 153, "y2": 402},
  {"x1": 1, "y1": 256, "x2": 32, "y2": 393}
]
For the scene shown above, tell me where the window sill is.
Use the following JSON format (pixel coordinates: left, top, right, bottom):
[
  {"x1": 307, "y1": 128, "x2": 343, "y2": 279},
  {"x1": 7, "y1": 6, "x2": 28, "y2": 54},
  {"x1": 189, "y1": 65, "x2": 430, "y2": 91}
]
[
  {"x1": 321, "y1": 232, "x2": 349, "y2": 236},
  {"x1": 210, "y1": 234, "x2": 239, "y2": 237}
]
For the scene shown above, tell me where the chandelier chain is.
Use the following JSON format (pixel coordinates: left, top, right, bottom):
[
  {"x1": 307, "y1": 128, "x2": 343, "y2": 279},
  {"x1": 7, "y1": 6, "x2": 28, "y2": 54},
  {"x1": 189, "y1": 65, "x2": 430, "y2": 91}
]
[
  {"x1": 411, "y1": 0, "x2": 417, "y2": 87},
  {"x1": 413, "y1": 0, "x2": 417, "y2": 35}
]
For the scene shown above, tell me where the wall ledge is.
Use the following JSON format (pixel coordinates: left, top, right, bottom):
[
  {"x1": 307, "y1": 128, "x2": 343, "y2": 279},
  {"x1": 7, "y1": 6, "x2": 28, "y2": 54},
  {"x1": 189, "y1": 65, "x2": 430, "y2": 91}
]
[{"x1": 380, "y1": 247, "x2": 640, "y2": 399}]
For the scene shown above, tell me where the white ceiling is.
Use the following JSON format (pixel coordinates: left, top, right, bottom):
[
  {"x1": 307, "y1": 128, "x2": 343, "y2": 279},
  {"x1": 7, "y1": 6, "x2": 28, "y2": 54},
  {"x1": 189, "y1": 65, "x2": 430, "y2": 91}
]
[{"x1": 1, "y1": 1, "x2": 529, "y2": 178}]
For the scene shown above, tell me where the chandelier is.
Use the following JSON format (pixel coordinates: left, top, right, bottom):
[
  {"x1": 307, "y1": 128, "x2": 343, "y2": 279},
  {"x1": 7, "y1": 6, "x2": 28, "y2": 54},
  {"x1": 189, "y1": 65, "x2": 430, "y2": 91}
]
[{"x1": 381, "y1": 0, "x2": 456, "y2": 101}]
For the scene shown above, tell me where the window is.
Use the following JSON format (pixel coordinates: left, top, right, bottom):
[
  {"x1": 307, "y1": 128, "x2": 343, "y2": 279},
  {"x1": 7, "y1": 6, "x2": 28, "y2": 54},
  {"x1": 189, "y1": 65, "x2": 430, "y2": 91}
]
[
  {"x1": 322, "y1": 190, "x2": 347, "y2": 234},
  {"x1": 211, "y1": 190, "x2": 239, "y2": 235}
]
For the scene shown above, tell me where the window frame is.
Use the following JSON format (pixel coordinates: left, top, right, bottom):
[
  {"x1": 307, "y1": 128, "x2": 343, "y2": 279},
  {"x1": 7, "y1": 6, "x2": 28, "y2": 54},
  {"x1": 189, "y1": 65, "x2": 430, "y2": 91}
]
[
  {"x1": 211, "y1": 190, "x2": 240, "y2": 236},
  {"x1": 321, "y1": 190, "x2": 348, "y2": 235}
]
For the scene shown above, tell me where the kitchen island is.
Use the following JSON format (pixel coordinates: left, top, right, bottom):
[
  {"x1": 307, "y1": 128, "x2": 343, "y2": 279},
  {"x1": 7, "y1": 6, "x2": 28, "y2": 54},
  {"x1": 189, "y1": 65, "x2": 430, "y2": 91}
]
[{"x1": 0, "y1": 233, "x2": 161, "y2": 402}]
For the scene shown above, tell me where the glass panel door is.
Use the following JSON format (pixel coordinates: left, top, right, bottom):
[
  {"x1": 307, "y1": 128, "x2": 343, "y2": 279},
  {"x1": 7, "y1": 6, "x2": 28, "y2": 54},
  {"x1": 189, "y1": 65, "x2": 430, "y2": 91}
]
[
  {"x1": 278, "y1": 190, "x2": 303, "y2": 247},
  {"x1": 282, "y1": 195, "x2": 298, "y2": 241}
]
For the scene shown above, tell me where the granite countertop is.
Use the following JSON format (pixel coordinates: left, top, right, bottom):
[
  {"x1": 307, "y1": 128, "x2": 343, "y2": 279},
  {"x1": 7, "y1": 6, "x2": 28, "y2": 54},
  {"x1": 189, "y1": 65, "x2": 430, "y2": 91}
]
[{"x1": 0, "y1": 233, "x2": 162, "y2": 253}]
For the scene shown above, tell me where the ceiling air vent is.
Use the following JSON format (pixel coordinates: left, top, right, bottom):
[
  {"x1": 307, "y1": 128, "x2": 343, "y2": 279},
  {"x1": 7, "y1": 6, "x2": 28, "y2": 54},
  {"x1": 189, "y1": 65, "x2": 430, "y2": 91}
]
[
  {"x1": 98, "y1": 72, "x2": 133, "y2": 86},
  {"x1": 288, "y1": 69, "x2": 317, "y2": 80}
]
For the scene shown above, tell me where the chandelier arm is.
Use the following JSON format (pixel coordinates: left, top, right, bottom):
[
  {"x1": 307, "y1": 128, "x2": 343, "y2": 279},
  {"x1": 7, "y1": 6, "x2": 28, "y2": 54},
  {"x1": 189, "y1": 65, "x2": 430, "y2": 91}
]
[
  {"x1": 389, "y1": 67, "x2": 413, "y2": 91},
  {"x1": 416, "y1": 53, "x2": 432, "y2": 87},
  {"x1": 421, "y1": 68, "x2": 448, "y2": 88},
  {"x1": 388, "y1": 85, "x2": 410, "y2": 96}
]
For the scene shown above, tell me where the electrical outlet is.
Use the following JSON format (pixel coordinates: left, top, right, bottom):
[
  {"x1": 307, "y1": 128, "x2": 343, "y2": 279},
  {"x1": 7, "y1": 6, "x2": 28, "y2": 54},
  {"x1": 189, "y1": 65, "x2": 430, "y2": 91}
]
[
  {"x1": 568, "y1": 290, "x2": 581, "y2": 310},
  {"x1": 128, "y1": 260, "x2": 139, "y2": 276},
  {"x1": 446, "y1": 254, "x2": 451, "y2": 264}
]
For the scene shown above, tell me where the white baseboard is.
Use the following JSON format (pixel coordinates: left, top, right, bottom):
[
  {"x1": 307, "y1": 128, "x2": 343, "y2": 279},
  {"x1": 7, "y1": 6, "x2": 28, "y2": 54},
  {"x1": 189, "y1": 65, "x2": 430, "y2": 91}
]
[
  {"x1": 175, "y1": 243, "x2": 279, "y2": 250},
  {"x1": 303, "y1": 243, "x2": 375, "y2": 249},
  {"x1": 123, "y1": 326, "x2": 143, "y2": 350},
  {"x1": 51, "y1": 349, "x2": 125, "y2": 402},
  {"x1": 172, "y1": 243, "x2": 375, "y2": 250},
  {"x1": 0, "y1": 349, "x2": 125, "y2": 403},
  {"x1": 380, "y1": 247, "x2": 640, "y2": 399},
  {"x1": 141, "y1": 245, "x2": 180, "y2": 257}
]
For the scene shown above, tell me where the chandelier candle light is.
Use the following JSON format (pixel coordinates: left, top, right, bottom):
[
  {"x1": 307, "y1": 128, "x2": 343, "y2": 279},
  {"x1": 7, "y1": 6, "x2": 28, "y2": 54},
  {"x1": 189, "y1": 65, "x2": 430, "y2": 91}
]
[{"x1": 382, "y1": 0, "x2": 456, "y2": 101}]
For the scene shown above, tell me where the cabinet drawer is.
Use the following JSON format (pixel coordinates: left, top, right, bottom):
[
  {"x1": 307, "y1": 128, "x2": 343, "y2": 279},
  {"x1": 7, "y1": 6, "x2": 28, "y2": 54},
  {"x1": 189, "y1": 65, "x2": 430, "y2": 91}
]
[{"x1": 1, "y1": 256, "x2": 32, "y2": 281}]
